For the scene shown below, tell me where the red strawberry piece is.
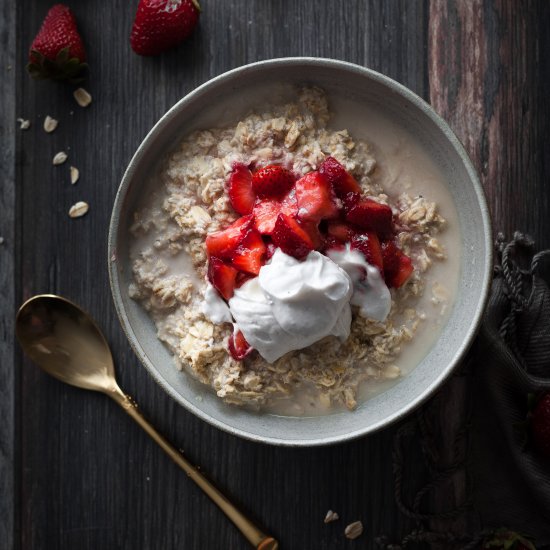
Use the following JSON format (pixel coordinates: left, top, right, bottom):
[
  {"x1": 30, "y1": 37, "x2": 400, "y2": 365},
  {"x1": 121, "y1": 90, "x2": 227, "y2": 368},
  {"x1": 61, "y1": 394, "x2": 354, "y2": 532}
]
[
  {"x1": 319, "y1": 156, "x2": 362, "y2": 197},
  {"x1": 295, "y1": 171, "x2": 339, "y2": 222},
  {"x1": 345, "y1": 198, "x2": 393, "y2": 234},
  {"x1": 531, "y1": 392, "x2": 550, "y2": 460},
  {"x1": 251, "y1": 165, "x2": 295, "y2": 198},
  {"x1": 322, "y1": 235, "x2": 345, "y2": 253},
  {"x1": 280, "y1": 189, "x2": 299, "y2": 217},
  {"x1": 228, "y1": 329, "x2": 253, "y2": 361},
  {"x1": 342, "y1": 191, "x2": 361, "y2": 211},
  {"x1": 131, "y1": 0, "x2": 201, "y2": 56},
  {"x1": 350, "y1": 232, "x2": 384, "y2": 272},
  {"x1": 236, "y1": 271, "x2": 254, "y2": 288},
  {"x1": 381, "y1": 240, "x2": 414, "y2": 288},
  {"x1": 207, "y1": 257, "x2": 238, "y2": 300},
  {"x1": 205, "y1": 215, "x2": 253, "y2": 259},
  {"x1": 27, "y1": 4, "x2": 87, "y2": 82},
  {"x1": 252, "y1": 190, "x2": 298, "y2": 235},
  {"x1": 300, "y1": 220, "x2": 323, "y2": 250},
  {"x1": 253, "y1": 199, "x2": 281, "y2": 235},
  {"x1": 482, "y1": 528, "x2": 536, "y2": 550},
  {"x1": 271, "y1": 213, "x2": 314, "y2": 260},
  {"x1": 227, "y1": 164, "x2": 255, "y2": 215},
  {"x1": 326, "y1": 221, "x2": 356, "y2": 243},
  {"x1": 231, "y1": 228, "x2": 266, "y2": 275},
  {"x1": 265, "y1": 240, "x2": 277, "y2": 260}
]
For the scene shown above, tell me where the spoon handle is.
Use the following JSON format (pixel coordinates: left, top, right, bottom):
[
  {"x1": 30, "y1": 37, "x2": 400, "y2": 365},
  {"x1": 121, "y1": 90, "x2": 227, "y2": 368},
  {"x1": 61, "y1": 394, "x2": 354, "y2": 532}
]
[{"x1": 108, "y1": 389, "x2": 278, "y2": 550}]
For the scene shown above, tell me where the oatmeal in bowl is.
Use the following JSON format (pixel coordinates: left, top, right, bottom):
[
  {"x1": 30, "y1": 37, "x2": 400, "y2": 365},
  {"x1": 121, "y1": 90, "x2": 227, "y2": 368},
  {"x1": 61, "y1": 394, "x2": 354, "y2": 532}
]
[{"x1": 109, "y1": 59, "x2": 491, "y2": 444}]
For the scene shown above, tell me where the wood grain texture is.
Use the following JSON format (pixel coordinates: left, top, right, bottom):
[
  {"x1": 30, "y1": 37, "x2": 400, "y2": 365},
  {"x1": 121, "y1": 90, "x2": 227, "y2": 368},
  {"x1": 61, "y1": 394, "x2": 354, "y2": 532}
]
[
  {"x1": 4, "y1": 0, "x2": 549, "y2": 549},
  {"x1": 429, "y1": 0, "x2": 550, "y2": 249},
  {"x1": 0, "y1": 1, "x2": 16, "y2": 549}
]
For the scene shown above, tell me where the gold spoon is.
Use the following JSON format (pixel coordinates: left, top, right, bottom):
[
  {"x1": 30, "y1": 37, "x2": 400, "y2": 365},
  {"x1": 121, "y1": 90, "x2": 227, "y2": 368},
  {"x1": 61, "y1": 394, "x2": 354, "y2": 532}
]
[{"x1": 16, "y1": 294, "x2": 278, "y2": 550}]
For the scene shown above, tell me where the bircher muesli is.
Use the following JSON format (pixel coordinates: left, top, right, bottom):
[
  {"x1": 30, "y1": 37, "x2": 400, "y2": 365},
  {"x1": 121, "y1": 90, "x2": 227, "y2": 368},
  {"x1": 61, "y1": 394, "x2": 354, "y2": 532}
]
[{"x1": 129, "y1": 87, "x2": 457, "y2": 415}]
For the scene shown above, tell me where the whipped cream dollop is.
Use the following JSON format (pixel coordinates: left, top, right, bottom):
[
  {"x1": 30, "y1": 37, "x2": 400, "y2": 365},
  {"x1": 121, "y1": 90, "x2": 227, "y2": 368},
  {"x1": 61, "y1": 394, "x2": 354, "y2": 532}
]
[
  {"x1": 202, "y1": 246, "x2": 392, "y2": 363},
  {"x1": 229, "y1": 249, "x2": 352, "y2": 363},
  {"x1": 327, "y1": 244, "x2": 392, "y2": 322},
  {"x1": 202, "y1": 283, "x2": 232, "y2": 324}
]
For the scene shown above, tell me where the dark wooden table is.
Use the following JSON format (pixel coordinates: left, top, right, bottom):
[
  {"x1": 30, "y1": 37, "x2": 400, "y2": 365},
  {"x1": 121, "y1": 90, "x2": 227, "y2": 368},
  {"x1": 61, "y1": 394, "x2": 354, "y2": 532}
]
[{"x1": 2, "y1": 1, "x2": 550, "y2": 549}]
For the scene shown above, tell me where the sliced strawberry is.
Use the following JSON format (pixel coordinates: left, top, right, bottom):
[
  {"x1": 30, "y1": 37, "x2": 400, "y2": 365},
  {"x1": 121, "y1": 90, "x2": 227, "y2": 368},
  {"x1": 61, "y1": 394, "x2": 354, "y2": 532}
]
[
  {"x1": 252, "y1": 165, "x2": 295, "y2": 198},
  {"x1": 300, "y1": 220, "x2": 323, "y2": 250},
  {"x1": 271, "y1": 213, "x2": 314, "y2": 259},
  {"x1": 252, "y1": 199, "x2": 281, "y2": 235},
  {"x1": 342, "y1": 191, "x2": 361, "y2": 211},
  {"x1": 350, "y1": 232, "x2": 384, "y2": 272},
  {"x1": 319, "y1": 157, "x2": 362, "y2": 197},
  {"x1": 280, "y1": 188, "x2": 298, "y2": 217},
  {"x1": 345, "y1": 198, "x2": 393, "y2": 234},
  {"x1": 236, "y1": 271, "x2": 254, "y2": 288},
  {"x1": 252, "y1": 190, "x2": 298, "y2": 235},
  {"x1": 322, "y1": 235, "x2": 346, "y2": 252},
  {"x1": 207, "y1": 258, "x2": 238, "y2": 300},
  {"x1": 381, "y1": 241, "x2": 414, "y2": 288},
  {"x1": 232, "y1": 228, "x2": 266, "y2": 275},
  {"x1": 326, "y1": 221, "x2": 356, "y2": 243},
  {"x1": 228, "y1": 329, "x2": 253, "y2": 361},
  {"x1": 265, "y1": 240, "x2": 277, "y2": 260},
  {"x1": 205, "y1": 215, "x2": 253, "y2": 259},
  {"x1": 227, "y1": 164, "x2": 255, "y2": 215},
  {"x1": 295, "y1": 171, "x2": 339, "y2": 222}
]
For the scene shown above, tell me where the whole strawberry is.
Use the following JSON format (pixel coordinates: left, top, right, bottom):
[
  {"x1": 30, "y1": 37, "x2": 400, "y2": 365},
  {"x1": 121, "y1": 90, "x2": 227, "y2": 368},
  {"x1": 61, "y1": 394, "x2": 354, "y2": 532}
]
[
  {"x1": 482, "y1": 528, "x2": 535, "y2": 549},
  {"x1": 130, "y1": 0, "x2": 201, "y2": 56},
  {"x1": 531, "y1": 391, "x2": 550, "y2": 460},
  {"x1": 27, "y1": 4, "x2": 87, "y2": 82}
]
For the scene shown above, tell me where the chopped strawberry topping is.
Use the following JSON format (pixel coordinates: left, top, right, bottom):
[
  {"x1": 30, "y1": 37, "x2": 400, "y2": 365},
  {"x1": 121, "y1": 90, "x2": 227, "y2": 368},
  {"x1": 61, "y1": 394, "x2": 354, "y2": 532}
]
[
  {"x1": 345, "y1": 198, "x2": 393, "y2": 234},
  {"x1": 252, "y1": 165, "x2": 295, "y2": 198},
  {"x1": 350, "y1": 232, "x2": 384, "y2": 272},
  {"x1": 231, "y1": 228, "x2": 266, "y2": 275},
  {"x1": 252, "y1": 190, "x2": 298, "y2": 235},
  {"x1": 271, "y1": 213, "x2": 314, "y2": 259},
  {"x1": 227, "y1": 164, "x2": 255, "y2": 215},
  {"x1": 322, "y1": 235, "x2": 346, "y2": 252},
  {"x1": 342, "y1": 191, "x2": 361, "y2": 211},
  {"x1": 319, "y1": 157, "x2": 361, "y2": 197},
  {"x1": 295, "y1": 171, "x2": 339, "y2": 222},
  {"x1": 265, "y1": 240, "x2": 277, "y2": 260},
  {"x1": 252, "y1": 199, "x2": 281, "y2": 235},
  {"x1": 228, "y1": 329, "x2": 253, "y2": 361},
  {"x1": 381, "y1": 241, "x2": 414, "y2": 288},
  {"x1": 236, "y1": 271, "x2": 254, "y2": 288},
  {"x1": 207, "y1": 258, "x2": 238, "y2": 300},
  {"x1": 205, "y1": 215, "x2": 253, "y2": 259},
  {"x1": 326, "y1": 221, "x2": 356, "y2": 243}
]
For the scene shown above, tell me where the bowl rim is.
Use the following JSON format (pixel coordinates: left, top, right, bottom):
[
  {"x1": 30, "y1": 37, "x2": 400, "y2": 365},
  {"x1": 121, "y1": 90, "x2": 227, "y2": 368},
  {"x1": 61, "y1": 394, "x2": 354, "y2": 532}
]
[{"x1": 108, "y1": 57, "x2": 493, "y2": 446}]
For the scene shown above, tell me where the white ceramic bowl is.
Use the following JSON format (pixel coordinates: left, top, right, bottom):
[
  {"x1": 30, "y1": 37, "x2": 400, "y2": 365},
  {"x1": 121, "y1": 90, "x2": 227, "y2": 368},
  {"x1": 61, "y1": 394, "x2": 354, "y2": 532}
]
[{"x1": 108, "y1": 58, "x2": 492, "y2": 446}]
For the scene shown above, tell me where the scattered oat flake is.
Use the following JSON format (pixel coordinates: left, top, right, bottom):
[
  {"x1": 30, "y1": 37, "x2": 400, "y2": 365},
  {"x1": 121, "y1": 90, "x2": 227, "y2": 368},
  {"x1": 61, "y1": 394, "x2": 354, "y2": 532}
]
[
  {"x1": 68, "y1": 201, "x2": 89, "y2": 218},
  {"x1": 17, "y1": 118, "x2": 30, "y2": 130},
  {"x1": 53, "y1": 151, "x2": 68, "y2": 165},
  {"x1": 344, "y1": 521, "x2": 363, "y2": 540},
  {"x1": 70, "y1": 166, "x2": 79, "y2": 184},
  {"x1": 324, "y1": 510, "x2": 339, "y2": 524},
  {"x1": 43, "y1": 116, "x2": 58, "y2": 133},
  {"x1": 73, "y1": 87, "x2": 92, "y2": 107},
  {"x1": 110, "y1": 251, "x2": 117, "y2": 262},
  {"x1": 0, "y1": 236, "x2": 4, "y2": 245}
]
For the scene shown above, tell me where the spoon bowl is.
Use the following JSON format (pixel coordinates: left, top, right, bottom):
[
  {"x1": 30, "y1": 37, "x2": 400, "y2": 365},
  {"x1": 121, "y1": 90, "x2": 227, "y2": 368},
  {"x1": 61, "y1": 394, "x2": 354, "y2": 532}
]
[{"x1": 15, "y1": 294, "x2": 120, "y2": 394}]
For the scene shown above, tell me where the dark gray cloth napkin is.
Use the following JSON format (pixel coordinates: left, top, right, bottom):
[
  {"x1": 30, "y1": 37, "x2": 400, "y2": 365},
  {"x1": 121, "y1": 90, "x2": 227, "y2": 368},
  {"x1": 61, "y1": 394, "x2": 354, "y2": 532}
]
[
  {"x1": 380, "y1": 233, "x2": 550, "y2": 549},
  {"x1": 470, "y1": 233, "x2": 550, "y2": 545}
]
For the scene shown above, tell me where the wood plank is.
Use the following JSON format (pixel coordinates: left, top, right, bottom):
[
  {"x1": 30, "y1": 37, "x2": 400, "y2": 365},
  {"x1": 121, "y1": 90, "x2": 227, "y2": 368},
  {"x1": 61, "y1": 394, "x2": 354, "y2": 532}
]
[
  {"x1": 0, "y1": 0, "x2": 17, "y2": 548},
  {"x1": 429, "y1": 0, "x2": 550, "y2": 249}
]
